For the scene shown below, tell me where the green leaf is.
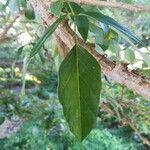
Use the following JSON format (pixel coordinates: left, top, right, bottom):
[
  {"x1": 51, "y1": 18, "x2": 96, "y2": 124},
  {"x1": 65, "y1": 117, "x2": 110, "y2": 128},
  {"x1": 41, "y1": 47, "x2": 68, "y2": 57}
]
[
  {"x1": 49, "y1": 0, "x2": 64, "y2": 17},
  {"x1": 38, "y1": 50, "x2": 46, "y2": 64},
  {"x1": 138, "y1": 52, "x2": 150, "y2": 67},
  {"x1": 109, "y1": 40, "x2": 121, "y2": 57},
  {"x1": 89, "y1": 22, "x2": 104, "y2": 45},
  {"x1": 75, "y1": 15, "x2": 89, "y2": 41},
  {"x1": 141, "y1": 69, "x2": 150, "y2": 78},
  {"x1": 58, "y1": 44, "x2": 101, "y2": 141},
  {"x1": 25, "y1": 8, "x2": 35, "y2": 20},
  {"x1": 84, "y1": 12, "x2": 143, "y2": 45},
  {"x1": 0, "y1": 113, "x2": 5, "y2": 125},
  {"x1": 99, "y1": 22, "x2": 109, "y2": 36},
  {"x1": 125, "y1": 49, "x2": 135, "y2": 64},
  {"x1": 8, "y1": 0, "x2": 20, "y2": 15},
  {"x1": 30, "y1": 15, "x2": 66, "y2": 58},
  {"x1": 65, "y1": 2, "x2": 84, "y2": 15},
  {"x1": 64, "y1": 2, "x2": 89, "y2": 41},
  {"x1": 105, "y1": 29, "x2": 118, "y2": 41},
  {"x1": 20, "y1": 0, "x2": 27, "y2": 8},
  {"x1": 16, "y1": 46, "x2": 24, "y2": 59},
  {"x1": 142, "y1": 61, "x2": 148, "y2": 68}
]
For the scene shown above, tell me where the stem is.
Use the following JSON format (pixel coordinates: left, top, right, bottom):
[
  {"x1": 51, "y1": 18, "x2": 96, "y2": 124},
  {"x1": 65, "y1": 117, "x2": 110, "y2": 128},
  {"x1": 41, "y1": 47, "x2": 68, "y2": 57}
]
[
  {"x1": 11, "y1": 60, "x2": 16, "y2": 79},
  {"x1": 20, "y1": 55, "x2": 30, "y2": 98},
  {"x1": 121, "y1": 86, "x2": 124, "y2": 100},
  {"x1": 67, "y1": 1, "x2": 78, "y2": 43}
]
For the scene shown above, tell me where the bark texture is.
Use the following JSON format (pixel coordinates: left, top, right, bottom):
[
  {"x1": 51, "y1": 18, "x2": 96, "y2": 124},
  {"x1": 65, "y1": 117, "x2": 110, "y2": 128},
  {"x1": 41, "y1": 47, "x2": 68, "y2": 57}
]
[
  {"x1": 71, "y1": 0, "x2": 150, "y2": 12},
  {"x1": 29, "y1": 0, "x2": 150, "y2": 100}
]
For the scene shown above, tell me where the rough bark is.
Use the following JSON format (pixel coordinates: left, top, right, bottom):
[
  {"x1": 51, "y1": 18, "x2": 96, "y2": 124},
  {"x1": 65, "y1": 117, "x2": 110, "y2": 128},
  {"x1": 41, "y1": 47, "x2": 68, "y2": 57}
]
[
  {"x1": 71, "y1": 0, "x2": 150, "y2": 13},
  {"x1": 28, "y1": 0, "x2": 150, "y2": 100}
]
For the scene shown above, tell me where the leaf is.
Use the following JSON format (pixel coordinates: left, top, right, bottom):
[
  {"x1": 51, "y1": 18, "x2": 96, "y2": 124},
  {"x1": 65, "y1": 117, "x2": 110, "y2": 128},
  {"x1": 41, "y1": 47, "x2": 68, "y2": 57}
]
[
  {"x1": 16, "y1": 46, "x2": 24, "y2": 59},
  {"x1": 0, "y1": 113, "x2": 5, "y2": 125},
  {"x1": 109, "y1": 40, "x2": 121, "y2": 57},
  {"x1": 89, "y1": 22, "x2": 104, "y2": 45},
  {"x1": 25, "y1": 8, "x2": 35, "y2": 20},
  {"x1": 58, "y1": 44, "x2": 101, "y2": 141},
  {"x1": 105, "y1": 29, "x2": 118, "y2": 41},
  {"x1": 20, "y1": 0, "x2": 27, "y2": 8},
  {"x1": 8, "y1": 0, "x2": 20, "y2": 15},
  {"x1": 138, "y1": 52, "x2": 150, "y2": 67},
  {"x1": 64, "y1": 2, "x2": 89, "y2": 41},
  {"x1": 141, "y1": 69, "x2": 150, "y2": 78},
  {"x1": 65, "y1": 2, "x2": 84, "y2": 15},
  {"x1": 49, "y1": 0, "x2": 64, "y2": 17},
  {"x1": 75, "y1": 15, "x2": 89, "y2": 41},
  {"x1": 142, "y1": 61, "x2": 148, "y2": 68},
  {"x1": 84, "y1": 12, "x2": 143, "y2": 45},
  {"x1": 125, "y1": 49, "x2": 135, "y2": 63},
  {"x1": 99, "y1": 22, "x2": 109, "y2": 36},
  {"x1": 30, "y1": 15, "x2": 66, "y2": 58},
  {"x1": 38, "y1": 51, "x2": 46, "y2": 64}
]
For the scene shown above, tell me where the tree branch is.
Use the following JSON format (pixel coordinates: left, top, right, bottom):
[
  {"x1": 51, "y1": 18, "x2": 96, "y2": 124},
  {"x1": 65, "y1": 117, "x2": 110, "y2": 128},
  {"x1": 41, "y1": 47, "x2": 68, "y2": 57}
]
[
  {"x1": 28, "y1": 0, "x2": 150, "y2": 100},
  {"x1": 71, "y1": 0, "x2": 150, "y2": 13},
  {"x1": 0, "y1": 15, "x2": 19, "y2": 43}
]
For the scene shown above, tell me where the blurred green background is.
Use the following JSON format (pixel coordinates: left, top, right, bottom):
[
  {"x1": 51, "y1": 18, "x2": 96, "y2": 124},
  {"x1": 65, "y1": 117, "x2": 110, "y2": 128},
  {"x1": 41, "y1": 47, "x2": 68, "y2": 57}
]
[{"x1": 0, "y1": 0, "x2": 150, "y2": 149}]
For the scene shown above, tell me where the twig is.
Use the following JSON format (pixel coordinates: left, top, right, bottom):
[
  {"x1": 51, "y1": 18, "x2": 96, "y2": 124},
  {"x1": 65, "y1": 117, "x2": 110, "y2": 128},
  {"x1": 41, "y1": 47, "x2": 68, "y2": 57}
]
[
  {"x1": 0, "y1": 15, "x2": 19, "y2": 42},
  {"x1": 71, "y1": 0, "x2": 150, "y2": 13}
]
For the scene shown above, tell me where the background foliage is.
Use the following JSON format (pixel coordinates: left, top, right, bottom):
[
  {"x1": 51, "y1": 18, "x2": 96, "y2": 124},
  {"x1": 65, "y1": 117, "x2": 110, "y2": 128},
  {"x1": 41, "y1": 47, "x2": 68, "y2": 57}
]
[{"x1": 0, "y1": 0, "x2": 150, "y2": 149}]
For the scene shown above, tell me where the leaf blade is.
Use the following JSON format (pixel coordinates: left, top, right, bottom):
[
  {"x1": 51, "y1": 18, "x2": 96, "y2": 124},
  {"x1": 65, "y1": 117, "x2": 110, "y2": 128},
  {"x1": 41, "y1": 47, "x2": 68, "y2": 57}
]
[
  {"x1": 84, "y1": 11, "x2": 143, "y2": 45},
  {"x1": 49, "y1": 0, "x2": 64, "y2": 17},
  {"x1": 25, "y1": 8, "x2": 35, "y2": 20},
  {"x1": 30, "y1": 15, "x2": 66, "y2": 58},
  {"x1": 58, "y1": 44, "x2": 101, "y2": 141},
  {"x1": 75, "y1": 15, "x2": 89, "y2": 41}
]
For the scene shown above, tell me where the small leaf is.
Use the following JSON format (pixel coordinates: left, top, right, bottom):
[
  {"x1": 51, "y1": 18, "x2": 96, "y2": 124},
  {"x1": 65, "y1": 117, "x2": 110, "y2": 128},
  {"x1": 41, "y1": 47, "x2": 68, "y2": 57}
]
[
  {"x1": 105, "y1": 29, "x2": 118, "y2": 41},
  {"x1": 16, "y1": 46, "x2": 24, "y2": 59},
  {"x1": 20, "y1": 0, "x2": 27, "y2": 8},
  {"x1": 99, "y1": 22, "x2": 109, "y2": 36},
  {"x1": 0, "y1": 113, "x2": 5, "y2": 125},
  {"x1": 30, "y1": 15, "x2": 66, "y2": 58},
  {"x1": 38, "y1": 51, "x2": 46, "y2": 64},
  {"x1": 138, "y1": 52, "x2": 150, "y2": 67},
  {"x1": 141, "y1": 69, "x2": 150, "y2": 78},
  {"x1": 65, "y1": 2, "x2": 84, "y2": 15},
  {"x1": 25, "y1": 8, "x2": 35, "y2": 20},
  {"x1": 89, "y1": 22, "x2": 104, "y2": 45},
  {"x1": 109, "y1": 40, "x2": 121, "y2": 57},
  {"x1": 125, "y1": 49, "x2": 135, "y2": 63},
  {"x1": 58, "y1": 44, "x2": 101, "y2": 141},
  {"x1": 142, "y1": 61, "x2": 148, "y2": 68},
  {"x1": 8, "y1": 0, "x2": 20, "y2": 15},
  {"x1": 49, "y1": 0, "x2": 64, "y2": 17},
  {"x1": 84, "y1": 12, "x2": 143, "y2": 45},
  {"x1": 75, "y1": 15, "x2": 89, "y2": 41}
]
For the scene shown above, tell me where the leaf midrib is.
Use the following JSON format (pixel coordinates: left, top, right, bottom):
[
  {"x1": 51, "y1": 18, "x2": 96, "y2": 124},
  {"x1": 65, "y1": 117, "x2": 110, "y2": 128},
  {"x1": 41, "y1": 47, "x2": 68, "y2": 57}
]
[{"x1": 75, "y1": 45, "x2": 82, "y2": 138}]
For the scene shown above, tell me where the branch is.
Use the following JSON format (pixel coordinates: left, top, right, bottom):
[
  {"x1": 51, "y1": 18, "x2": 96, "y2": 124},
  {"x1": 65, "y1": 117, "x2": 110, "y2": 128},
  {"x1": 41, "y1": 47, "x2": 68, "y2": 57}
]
[
  {"x1": 71, "y1": 0, "x2": 150, "y2": 13},
  {"x1": 0, "y1": 60, "x2": 23, "y2": 68},
  {"x1": 28, "y1": 0, "x2": 150, "y2": 100},
  {"x1": 100, "y1": 103, "x2": 150, "y2": 145},
  {"x1": 0, "y1": 15, "x2": 19, "y2": 43},
  {"x1": 0, "y1": 118, "x2": 23, "y2": 139}
]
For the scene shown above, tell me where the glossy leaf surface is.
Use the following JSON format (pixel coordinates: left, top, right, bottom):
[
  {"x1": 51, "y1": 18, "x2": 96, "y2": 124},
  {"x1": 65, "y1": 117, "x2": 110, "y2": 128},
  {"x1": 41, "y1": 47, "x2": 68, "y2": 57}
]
[
  {"x1": 58, "y1": 45, "x2": 101, "y2": 141},
  {"x1": 85, "y1": 12, "x2": 143, "y2": 45},
  {"x1": 25, "y1": 8, "x2": 35, "y2": 20},
  {"x1": 30, "y1": 15, "x2": 66, "y2": 58},
  {"x1": 75, "y1": 15, "x2": 89, "y2": 41}
]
